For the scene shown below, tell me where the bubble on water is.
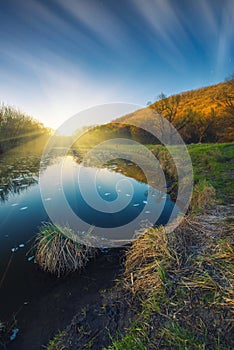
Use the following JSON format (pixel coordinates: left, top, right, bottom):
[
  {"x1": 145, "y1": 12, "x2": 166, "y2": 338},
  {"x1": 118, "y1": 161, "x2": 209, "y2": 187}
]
[
  {"x1": 20, "y1": 206, "x2": 28, "y2": 211},
  {"x1": 11, "y1": 247, "x2": 19, "y2": 253},
  {"x1": 27, "y1": 256, "x2": 34, "y2": 262}
]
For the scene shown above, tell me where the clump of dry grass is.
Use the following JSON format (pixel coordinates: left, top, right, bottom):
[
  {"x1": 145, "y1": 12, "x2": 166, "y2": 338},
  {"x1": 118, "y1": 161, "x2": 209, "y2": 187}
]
[
  {"x1": 35, "y1": 223, "x2": 96, "y2": 277},
  {"x1": 123, "y1": 226, "x2": 174, "y2": 298},
  {"x1": 123, "y1": 215, "x2": 203, "y2": 298},
  {"x1": 182, "y1": 235, "x2": 234, "y2": 310},
  {"x1": 114, "y1": 209, "x2": 234, "y2": 349},
  {"x1": 190, "y1": 179, "x2": 216, "y2": 213}
]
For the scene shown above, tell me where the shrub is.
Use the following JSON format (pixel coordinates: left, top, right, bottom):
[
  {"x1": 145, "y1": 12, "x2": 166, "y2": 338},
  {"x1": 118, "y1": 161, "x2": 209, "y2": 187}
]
[{"x1": 35, "y1": 223, "x2": 96, "y2": 277}]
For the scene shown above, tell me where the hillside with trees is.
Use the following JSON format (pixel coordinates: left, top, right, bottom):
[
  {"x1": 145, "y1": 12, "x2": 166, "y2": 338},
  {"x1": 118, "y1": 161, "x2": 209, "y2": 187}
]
[
  {"x1": 0, "y1": 105, "x2": 49, "y2": 153},
  {"x1": 115, "y1": 76, "x2": 234, "y2": 144}
]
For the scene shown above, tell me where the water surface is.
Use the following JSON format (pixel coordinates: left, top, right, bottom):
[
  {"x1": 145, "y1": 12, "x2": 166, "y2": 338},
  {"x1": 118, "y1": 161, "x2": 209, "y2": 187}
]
[{"x1": 0, "y1": 148, "x2": 179, "y2": 322}]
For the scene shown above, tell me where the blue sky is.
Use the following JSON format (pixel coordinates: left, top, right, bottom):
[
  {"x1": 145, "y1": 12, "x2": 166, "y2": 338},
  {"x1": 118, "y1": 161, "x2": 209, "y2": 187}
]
[{"x1": 0, "y1": 0, "x2": 233, "y2": 129}]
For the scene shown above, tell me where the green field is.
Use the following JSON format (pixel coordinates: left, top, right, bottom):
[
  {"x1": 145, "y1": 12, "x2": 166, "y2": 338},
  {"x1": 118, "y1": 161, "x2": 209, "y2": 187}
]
[{"x1": 188, "y1": 143, "x2": 234, "y2": 203}]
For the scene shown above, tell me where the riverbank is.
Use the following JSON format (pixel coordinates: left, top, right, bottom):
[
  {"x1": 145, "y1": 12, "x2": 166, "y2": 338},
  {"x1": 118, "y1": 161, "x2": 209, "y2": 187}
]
[
  {"x1": 45, "y1": 142, "x2": 233, "y2": 349},
  {"x1": 48, "y1": 204, "x2": 233, "y2": 349}
]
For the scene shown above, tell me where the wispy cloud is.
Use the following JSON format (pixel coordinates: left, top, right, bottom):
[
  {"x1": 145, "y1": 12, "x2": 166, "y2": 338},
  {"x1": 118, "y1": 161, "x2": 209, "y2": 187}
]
[
  {"x1": 56, "y1": 0, "x2": 127, "y2": 51},
  {"x1": 130, "y1": 0, "x2": 193, "y2": 70},
  {"x1": 178, "y1": 0, "x2": 234, "y2": 76},
  {"x1": 131, "y1": 0, "x2": 234, "y2": 76},
  {"x1": 0, "y1": 44, "x2": 126, "y2": 128},
  {"x1": 10, "y1": 0, "x2": 112, "y2": 65},
  {"x1": 216, "y1": 0, "x2": 234, "y2": 75}
]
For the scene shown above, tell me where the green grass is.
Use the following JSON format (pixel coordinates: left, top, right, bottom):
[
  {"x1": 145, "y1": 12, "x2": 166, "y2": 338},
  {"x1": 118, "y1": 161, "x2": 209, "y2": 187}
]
[
  {"x1": 47, "y1": 331, "x2": 65, "y2": 350},
  {"x1": 151, "y1": 142, "x2": 234, "y2": 204},
  {"x1": 106, "y1": 321, "x2": 149, "y2": 350},
  {"x1": 161, "y1": 321, "x2": 205, "y2": 350},
  {"x1": 188, "y1": 143, "x2": 234, "y2": 203}
]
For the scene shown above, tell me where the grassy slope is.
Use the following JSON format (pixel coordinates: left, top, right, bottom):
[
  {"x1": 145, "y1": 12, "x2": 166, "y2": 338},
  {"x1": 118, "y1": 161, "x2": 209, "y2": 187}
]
[
  {"x1": 117, "y1": 82, "x2": 230, "y2": 124},
  {"x1": 113, "y1": 81, "x2": 234, "y2": 144},
  {"x1": 188, "y1": 143, "x2": 234, "y2": 203}
]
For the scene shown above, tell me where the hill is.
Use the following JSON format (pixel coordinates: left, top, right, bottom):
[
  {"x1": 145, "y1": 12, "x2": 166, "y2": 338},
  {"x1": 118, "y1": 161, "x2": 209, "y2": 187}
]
[{"x1": 115, "y1": 79, "x2": 234, "y2": 143}]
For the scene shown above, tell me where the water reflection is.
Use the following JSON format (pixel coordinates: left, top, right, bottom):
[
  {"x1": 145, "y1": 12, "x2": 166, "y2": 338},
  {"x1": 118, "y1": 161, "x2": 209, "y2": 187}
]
[
  {"x1": 40, "y1": 154, "x2": 178, "y2": 246},
  {"x1": 0, "y1": 147, "x2": 74, "y2": 202},
  {"x1": 0, "y1": 146, "x2": 179, "y2": 322},
  {"x1": 0, "y1": 156, "x2": 40, "y2": 201}
]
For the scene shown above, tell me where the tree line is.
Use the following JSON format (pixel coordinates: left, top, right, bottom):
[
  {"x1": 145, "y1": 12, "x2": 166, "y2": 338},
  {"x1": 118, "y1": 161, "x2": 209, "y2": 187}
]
[
  {"x1": 0, "y1": 105, "x2": 48, "y2": 153},
  {"x1": 74, "y1": 74, "x2": 234, "y2": 147},
  {"x1": 149, "y1": 74, "x2": 234, "y2": 144},
  {"x1": 101, "y1": 74, "x2": 233, "y2": 145}
]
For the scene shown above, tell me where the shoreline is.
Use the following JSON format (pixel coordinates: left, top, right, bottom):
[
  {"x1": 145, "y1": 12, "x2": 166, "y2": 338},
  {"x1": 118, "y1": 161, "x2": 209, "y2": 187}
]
[{"x1": 46, "y1": 204, "x2": 234, "y2": 350}]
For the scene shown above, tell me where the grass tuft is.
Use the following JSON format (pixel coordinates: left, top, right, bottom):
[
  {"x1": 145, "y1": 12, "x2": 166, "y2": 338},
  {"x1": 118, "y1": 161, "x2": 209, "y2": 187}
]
[
  {"x1": 47, "y1": 331, "x2": 65, "y2": 350},
  {"x1": 35, "y1": 223, "x2": 96, "y2": 277}
]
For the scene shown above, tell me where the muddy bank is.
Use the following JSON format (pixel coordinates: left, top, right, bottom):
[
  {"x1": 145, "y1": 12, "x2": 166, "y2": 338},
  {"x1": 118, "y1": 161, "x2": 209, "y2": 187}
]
[
  {"x1": 50, "y1": 205, "x2": 234, "y2": 350},
  {"x1": 7, "y1": 249, "x2": 124, "y2": 350},
  {"x1": 55, "y1": 290, "x2": 134, "y2": 350}
]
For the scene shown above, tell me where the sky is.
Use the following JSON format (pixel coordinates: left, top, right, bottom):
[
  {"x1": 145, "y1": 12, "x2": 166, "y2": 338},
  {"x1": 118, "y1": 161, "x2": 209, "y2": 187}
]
[{"x1": 0, "y1": 0, "x2": 233, "y2": 130}]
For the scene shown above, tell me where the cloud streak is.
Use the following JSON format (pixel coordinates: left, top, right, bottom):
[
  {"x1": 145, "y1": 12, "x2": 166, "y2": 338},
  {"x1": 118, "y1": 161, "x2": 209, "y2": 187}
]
[
  {"x1": 0, "y1": 0, "x2": 233, "y2": 128},
  {"x1": 0, "y1": 44, "x2": 126, "y2": 128}
]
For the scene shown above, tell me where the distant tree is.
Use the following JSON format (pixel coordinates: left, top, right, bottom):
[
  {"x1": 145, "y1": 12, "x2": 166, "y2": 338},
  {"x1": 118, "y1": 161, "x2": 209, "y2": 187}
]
[
  {"x1": 215, "y1": 73, "x2": 234, "y2": 141},
  {"x1": 184, "y1": 108, "x2": 216, "y2": 143},
  {"x1": 216, "y1": 73, "x2": 234, "y2": 117},
  {"x1": 155, "y1": 93, "x2": 181, "y2": 123},
  {"x1": 150, "y1": 93, "x2": 188, "y2": 143}
]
